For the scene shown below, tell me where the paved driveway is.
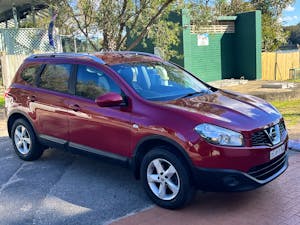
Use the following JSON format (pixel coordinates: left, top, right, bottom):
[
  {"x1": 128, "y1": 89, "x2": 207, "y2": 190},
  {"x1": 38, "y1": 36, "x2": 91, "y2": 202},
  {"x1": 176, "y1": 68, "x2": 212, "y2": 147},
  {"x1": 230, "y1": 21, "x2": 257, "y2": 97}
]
[
  {"x1": 0, "y1": 137, "x2": 151, "y2": 225},
  {"x1": 112, "y1": 150, "x2": 300, "y2": 225}
]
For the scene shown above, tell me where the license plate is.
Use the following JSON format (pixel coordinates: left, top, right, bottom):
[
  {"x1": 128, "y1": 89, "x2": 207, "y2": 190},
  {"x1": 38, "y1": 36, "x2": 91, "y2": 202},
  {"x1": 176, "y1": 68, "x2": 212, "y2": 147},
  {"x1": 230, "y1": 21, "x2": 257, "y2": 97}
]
[{"x1": 270, "y1": 144, "x2": 285, "y2": 160}]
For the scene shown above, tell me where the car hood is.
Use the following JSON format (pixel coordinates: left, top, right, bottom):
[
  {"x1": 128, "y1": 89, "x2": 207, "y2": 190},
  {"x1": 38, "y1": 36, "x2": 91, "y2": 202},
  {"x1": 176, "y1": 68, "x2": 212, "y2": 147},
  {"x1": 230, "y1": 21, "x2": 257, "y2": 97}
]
[{"x1": 161, "y1": 90, "x2": 282, "y2": 131}]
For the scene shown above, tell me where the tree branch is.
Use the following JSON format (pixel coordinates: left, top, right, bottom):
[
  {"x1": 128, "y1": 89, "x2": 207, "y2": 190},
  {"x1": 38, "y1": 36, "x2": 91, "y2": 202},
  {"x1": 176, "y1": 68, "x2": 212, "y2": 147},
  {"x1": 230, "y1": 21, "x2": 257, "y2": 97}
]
[
  {"x1": 127, "y1": 0, "x2": 175, "y2": 50},
  {"x1": 116, "y1": 0, "x2": 129, "y2": 48},
  {"x1": 117, "y1": 0, "x2": 150, "y2": 49},
  {"x1": 63, "y1": 0, "x2": 99, "y2": 51}
]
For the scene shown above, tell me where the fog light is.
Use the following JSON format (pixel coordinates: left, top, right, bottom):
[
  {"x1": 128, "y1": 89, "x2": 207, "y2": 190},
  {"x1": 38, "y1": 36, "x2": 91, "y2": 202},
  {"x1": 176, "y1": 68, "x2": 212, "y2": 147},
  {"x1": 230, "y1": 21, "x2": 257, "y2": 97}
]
[{"x1": 223, "y1": 176, "x2": 240, "y2": 187}]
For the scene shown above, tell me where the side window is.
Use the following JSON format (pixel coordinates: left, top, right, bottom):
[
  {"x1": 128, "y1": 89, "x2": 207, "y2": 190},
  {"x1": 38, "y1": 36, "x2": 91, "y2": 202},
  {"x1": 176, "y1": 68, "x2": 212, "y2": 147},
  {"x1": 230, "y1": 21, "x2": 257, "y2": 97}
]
[
  {"x1": 76, "y1": 65, "x2": 121, "y2": 100},
  {"x1": 21, "y1": 65, "x2": 42, "y2": 85},
  {"x1": 39, "y1": 64, "x2": 72, "y2": 93}
]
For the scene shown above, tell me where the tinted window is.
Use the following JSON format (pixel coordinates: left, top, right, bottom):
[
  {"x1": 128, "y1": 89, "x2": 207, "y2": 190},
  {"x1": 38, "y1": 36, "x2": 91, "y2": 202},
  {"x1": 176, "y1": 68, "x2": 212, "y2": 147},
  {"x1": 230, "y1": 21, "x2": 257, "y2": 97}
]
[
  {"x1": 76, "y1": 65, "x2": 121, "y2": 100},
  {"x1": 21, "y1": 65, "x2": 42, "y2": 85},
  {"x1": 39, "y1": 64, "x2": 72, "y2": 93}
]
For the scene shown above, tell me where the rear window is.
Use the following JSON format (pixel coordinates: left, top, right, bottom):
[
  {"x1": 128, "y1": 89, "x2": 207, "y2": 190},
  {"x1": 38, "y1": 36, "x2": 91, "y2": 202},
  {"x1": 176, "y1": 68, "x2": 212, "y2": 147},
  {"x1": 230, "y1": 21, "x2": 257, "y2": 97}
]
[
  {"x1": 21, "y1": 65, "x2": 43, "y2": 85},
  {"x1": 39, "y1": 64, "x2": 72, "y2": 93}
]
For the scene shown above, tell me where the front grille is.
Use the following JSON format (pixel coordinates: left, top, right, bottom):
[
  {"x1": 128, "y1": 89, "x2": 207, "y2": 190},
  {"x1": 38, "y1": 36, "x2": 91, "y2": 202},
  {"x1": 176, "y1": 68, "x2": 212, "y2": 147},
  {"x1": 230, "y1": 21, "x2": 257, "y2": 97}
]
[
  {"x1": 251, "y1": 130, "x2": 270, "y2": 146},
  {"x1": 279, "y1": 122, "x2": 286, "y2": 137},
  {"x1": 251, "y1": 121, "x2": 287, "y2": 146},
  {"x1": 248, "y1": 153, "x2": 286, "y2": 180}
]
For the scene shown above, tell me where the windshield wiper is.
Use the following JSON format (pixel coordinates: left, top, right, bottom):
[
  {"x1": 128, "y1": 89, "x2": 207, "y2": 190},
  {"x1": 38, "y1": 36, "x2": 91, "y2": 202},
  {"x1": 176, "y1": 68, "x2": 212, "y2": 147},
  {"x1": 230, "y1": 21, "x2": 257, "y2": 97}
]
[{"x1": 177, "y1": 91, "x2": 206, "y2": 99}]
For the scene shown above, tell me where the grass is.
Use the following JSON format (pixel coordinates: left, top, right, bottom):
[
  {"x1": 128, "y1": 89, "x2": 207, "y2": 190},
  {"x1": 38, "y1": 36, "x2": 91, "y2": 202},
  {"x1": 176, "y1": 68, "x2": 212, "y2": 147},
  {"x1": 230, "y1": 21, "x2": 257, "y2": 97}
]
[
  {"x1": 0, "y1": 96, "x2": 4, "y2": 108},
  {"x1": 287, "y1": 79, "x2": 300, "y2": 83},
  {"x1": 271, "y1": 98, "x2": 300, "y2": 128}
]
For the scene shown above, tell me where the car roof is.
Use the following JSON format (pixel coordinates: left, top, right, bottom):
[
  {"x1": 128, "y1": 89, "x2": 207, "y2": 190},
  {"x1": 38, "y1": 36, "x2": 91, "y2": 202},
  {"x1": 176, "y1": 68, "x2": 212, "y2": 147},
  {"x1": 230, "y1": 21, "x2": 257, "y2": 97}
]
[
  {"x1": 94, "y1": 51, "x2": 162, "y2": 65},
  {"x1": 26, "y1": 51, "x2": 163, "y2": 65}
]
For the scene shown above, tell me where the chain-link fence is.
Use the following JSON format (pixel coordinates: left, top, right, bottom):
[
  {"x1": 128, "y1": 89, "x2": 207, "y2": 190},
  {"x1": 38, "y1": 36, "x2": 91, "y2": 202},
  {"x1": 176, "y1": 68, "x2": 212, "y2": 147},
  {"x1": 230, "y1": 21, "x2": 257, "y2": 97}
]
[
  {"x1": 0, "y1": 28, "x2": 62, "y2": 54},
  {"x1": 60, "y1": 35, "x2": 102, "y2": 53}
]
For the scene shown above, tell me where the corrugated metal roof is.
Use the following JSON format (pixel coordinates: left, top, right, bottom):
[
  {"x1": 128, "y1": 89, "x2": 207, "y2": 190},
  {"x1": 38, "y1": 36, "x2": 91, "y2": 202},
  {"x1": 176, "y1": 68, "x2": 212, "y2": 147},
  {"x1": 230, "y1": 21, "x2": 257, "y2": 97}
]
[{"x1": 0, "y1": 0, "x2": 48, "y2": 23}]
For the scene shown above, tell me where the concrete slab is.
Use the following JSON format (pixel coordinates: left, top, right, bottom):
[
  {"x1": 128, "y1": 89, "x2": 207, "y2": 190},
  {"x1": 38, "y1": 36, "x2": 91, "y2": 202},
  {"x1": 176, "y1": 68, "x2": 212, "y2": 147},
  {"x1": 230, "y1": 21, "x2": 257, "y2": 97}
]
[
  {"x1": 208, "y1": 79, "x2": 248, "y2": 88},
  {"x1": 261, "y1": 83, "x2": 296, "y2": 89},
  {"x1": 288, "y1": 140, "x2": 300, "y2": 152}
]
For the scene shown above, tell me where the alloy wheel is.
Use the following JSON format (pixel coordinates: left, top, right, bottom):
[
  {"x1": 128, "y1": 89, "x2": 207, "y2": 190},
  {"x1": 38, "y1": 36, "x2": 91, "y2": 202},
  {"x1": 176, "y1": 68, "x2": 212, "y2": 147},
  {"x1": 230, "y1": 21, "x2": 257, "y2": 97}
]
[
  {"x1": 147, "y1": 158, "x2": 180, "y2": 200},
  {"x1": 14, "y1": 125, "x2": 31, "y2": 155}
]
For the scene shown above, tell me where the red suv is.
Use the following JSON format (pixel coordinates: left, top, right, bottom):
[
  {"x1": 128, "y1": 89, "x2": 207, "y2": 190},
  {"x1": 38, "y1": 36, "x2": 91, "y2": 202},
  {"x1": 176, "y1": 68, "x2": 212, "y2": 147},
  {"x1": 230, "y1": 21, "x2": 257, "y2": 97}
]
[{"x1": 5, "y1": 52, "x2": 288, "y2": 209}]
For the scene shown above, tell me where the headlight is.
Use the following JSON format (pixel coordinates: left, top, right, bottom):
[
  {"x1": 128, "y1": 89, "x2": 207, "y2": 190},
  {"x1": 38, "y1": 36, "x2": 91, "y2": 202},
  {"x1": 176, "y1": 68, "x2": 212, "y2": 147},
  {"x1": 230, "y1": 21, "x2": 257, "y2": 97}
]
[{"x1": 195, "y1": 123, "x2": 244, "y2": 146}]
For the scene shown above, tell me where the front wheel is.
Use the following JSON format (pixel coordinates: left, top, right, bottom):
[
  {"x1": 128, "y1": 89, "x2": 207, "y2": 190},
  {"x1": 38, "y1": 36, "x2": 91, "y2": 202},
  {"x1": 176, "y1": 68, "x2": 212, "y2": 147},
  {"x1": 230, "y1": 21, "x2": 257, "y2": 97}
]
[{"x1": 140, "y1": 147, "x2": 195, "y2": 209}]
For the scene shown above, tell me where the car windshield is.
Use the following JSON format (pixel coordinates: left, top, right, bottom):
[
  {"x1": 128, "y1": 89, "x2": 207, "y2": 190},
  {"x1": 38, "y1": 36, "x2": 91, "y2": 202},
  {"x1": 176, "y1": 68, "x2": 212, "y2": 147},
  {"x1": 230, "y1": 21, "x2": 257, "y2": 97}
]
[{"x1": 110, "y1": 62, "x2": 212, "y2": 101}]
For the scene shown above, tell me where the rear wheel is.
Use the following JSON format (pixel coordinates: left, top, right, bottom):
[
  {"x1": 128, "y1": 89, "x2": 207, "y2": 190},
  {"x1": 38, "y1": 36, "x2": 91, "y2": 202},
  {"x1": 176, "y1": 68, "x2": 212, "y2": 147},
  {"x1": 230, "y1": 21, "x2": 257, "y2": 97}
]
[
  {"x1": 140, "y1": 147, "x2": 195, "y2": 209},
  {"x1": 11, "y1": 118, "x2": 43, "y2": 161}
]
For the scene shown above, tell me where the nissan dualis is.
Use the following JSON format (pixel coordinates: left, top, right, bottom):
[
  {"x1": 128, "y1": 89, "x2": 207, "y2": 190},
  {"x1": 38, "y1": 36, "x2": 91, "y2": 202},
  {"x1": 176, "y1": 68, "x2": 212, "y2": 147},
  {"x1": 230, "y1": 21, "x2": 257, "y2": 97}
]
[{"x1": 5, "y1": 52, "x2": 288, "y2": 209}]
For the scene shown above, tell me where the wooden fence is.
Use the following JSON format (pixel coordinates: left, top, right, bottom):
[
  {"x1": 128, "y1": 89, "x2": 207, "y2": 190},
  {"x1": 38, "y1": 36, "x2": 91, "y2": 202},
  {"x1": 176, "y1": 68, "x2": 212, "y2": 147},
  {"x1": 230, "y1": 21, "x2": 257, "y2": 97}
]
[
  {"x1": 0, "y1": 54, "x2": 27, "y2": 88},
  {"x1": 262, "y1": 50, "x2": 300, "y2": 80}
]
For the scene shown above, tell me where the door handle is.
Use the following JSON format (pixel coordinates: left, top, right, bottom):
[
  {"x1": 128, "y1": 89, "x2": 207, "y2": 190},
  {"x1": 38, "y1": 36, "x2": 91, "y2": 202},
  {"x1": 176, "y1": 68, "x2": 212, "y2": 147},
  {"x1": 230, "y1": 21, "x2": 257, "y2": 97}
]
[
  {"x1": 69, "y1": 104, "x2": 80, "y2": 112},
  {"x1": 27, "y1": 95, "x2": 36, "y2": 102}
]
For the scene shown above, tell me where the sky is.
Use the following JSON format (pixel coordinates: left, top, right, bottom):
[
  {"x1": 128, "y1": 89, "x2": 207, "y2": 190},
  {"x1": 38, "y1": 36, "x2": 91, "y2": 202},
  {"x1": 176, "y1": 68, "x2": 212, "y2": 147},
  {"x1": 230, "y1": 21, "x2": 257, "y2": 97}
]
[{"x1": 281, "y1": 0, "x2": 300, "y2": 26}]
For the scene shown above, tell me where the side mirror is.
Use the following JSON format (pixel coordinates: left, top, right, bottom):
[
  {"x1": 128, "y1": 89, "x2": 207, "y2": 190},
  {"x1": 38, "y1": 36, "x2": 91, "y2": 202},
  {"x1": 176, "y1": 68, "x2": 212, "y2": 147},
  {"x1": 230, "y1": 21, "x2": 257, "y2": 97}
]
[{"x1": 95, "y1": 92, "x2": 123, "y2": 107}]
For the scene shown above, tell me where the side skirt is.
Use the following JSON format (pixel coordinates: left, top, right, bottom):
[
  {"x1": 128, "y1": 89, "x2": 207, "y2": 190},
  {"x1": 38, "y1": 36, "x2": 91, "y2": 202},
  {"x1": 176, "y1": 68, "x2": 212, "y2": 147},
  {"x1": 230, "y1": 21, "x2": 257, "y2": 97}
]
[{"x1": 39, "y1": 135, "x2": 130, "y2": 166}]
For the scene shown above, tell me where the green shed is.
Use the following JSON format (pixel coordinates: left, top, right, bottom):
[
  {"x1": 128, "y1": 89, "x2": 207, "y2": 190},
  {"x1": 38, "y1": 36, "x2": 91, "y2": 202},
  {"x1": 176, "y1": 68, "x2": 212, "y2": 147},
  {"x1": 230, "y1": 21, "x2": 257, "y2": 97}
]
[{"x1": 128, "y1": 10, "x2": 262, "y2": 82}]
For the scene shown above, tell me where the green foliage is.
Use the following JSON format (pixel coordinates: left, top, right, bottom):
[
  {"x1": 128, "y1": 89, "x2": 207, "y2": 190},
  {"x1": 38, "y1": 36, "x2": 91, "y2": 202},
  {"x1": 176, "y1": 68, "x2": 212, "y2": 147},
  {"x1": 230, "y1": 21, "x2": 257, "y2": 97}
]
[
  {"x1": 186, "y1": 0, "x2": 217, "y2": 26},
  {"x1": 262, "y1": 14, "x2": 289, "y2": 51},
  {"x1": 251, "y1": 0, "x2": 294, "y2": 17},
  {"x1": 0, "y1": 96, "x2": 4, "y2": 108},
  {"x1": 147, "y1": 19, "x2": 181, "y2": 60},
  {"x1": 285, "y1": 23, "x2": 300, "y2": 45},
  {"x1": 186, "y1": 0, "x2": 254, "y2": 26},
  {"x1": 251, "y1": 0, "x2": 294, "y2": 51},
  {"x1": 215, "y1": 0, "x2": 254, "y2": 16},
  {"x1": 19, "y1": 14, "x2": 50, "y2": 29}
]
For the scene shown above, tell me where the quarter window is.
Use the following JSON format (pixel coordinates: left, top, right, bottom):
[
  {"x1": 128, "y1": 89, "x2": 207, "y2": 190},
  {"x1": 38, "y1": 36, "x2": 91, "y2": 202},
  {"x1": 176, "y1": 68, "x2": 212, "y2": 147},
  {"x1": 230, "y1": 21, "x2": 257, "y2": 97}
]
[
  {"x1": 76, "y1": 65, "x2": 121, "y2": 100},
  {"x1": 39, "y1": 64, "x2": 72, "y2": 93},
  {"x1": 21, "y1": 65, "x2": 42, "y2": 85}
]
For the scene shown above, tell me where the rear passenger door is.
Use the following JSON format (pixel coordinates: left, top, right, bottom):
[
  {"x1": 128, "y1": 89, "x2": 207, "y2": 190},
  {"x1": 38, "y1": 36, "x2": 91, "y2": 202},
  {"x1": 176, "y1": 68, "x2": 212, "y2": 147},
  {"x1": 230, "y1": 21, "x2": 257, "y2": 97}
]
[
  {"x1": 68, "y1": 64, "x2": 132, "y2": 158},
  {"x1": 35, "y1": 63, "x2": 74, "y2": 143}
]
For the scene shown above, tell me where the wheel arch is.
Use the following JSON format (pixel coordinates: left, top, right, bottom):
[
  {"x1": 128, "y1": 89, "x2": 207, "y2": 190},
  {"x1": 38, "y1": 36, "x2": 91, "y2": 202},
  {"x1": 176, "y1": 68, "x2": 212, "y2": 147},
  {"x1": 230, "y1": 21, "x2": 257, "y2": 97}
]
[
  {"x1": 7, "y1": 111, "x2": 37, "y2": 138},
  {"x1": 131, "y1": 135, "x2": 194, "y2": 180}
]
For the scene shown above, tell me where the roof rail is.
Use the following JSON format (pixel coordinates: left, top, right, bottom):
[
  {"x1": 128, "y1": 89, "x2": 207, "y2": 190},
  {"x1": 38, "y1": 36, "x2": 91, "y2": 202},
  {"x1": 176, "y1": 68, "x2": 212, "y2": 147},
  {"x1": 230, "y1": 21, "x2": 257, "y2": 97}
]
[
  {"x1": 29, "y1": 53, "x2": 105, "y2": 64},
  {"x1": 98, "y1": 51, "x2": 162, "y2": 59},
  {"x1": 125, "y1": 51, "x2": 162, "y2": 59}
]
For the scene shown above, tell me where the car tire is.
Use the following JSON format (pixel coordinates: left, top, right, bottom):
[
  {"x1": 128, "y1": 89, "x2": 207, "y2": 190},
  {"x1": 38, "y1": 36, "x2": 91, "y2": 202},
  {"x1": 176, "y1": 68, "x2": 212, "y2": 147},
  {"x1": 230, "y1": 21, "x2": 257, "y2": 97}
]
[
  {"x1": 140, "y1": 147, "x2": 195, "y2": 209},
  {"x1": 11, "y1": 118, "x2": 43, "y2": 161}
]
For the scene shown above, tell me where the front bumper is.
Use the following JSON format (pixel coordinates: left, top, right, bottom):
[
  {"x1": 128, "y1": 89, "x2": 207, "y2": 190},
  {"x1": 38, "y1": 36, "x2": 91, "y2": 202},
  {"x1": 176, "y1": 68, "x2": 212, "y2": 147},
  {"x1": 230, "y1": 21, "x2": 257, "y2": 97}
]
[{"x1": 192, "y1": 153, "x2": 288, "y2": 192}]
